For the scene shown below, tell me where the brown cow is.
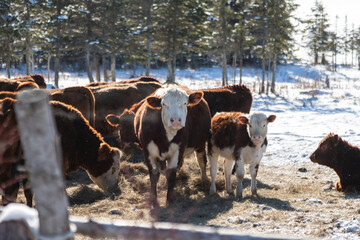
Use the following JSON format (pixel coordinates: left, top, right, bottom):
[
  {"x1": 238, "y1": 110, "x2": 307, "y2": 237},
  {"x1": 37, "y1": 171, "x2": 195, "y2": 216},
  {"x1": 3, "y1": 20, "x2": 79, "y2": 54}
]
[
  {"x1": 91, "y1": 81, "x2": 162, "y2": 147},
  {"x1": 200, "y1": 85, "x2": 253, "y2": 116},
  {"x1": 0, "y1": 87, "x2": 96, "y2": 127},
  {"x1": 13, "y1": 74, "x2": 47, "y2": 89},
  {"x1": 134, "y1": 85, "x2": 211, "y2": 206},
  {"x1": 208, "y1": 112, "x2": 276, "y2": 199},
  {"x1": 0, "y1": 98, "x2": 122, "y2": 206},
  {"x1": 310, "y1": 133, "x2": 360, "y2": 192}
]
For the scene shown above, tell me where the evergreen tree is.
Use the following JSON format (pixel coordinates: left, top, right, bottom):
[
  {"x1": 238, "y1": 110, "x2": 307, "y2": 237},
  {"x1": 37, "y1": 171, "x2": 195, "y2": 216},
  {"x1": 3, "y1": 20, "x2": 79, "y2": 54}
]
[
  {"x1": 305, "y1": 0, "x2": 330, "y2": 65},
  {"x1": 0, "y1": 1, "x2": 20, "y2": 77},
  {"x1": 152, "y1": 0, "x2": 207, "y2": 83},
  {"x1": 206, "y1": 0, "x2": 234, "y2": 86}
]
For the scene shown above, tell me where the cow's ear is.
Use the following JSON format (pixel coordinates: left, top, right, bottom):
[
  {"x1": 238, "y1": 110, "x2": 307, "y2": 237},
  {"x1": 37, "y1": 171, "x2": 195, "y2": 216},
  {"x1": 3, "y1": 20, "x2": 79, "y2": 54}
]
[
  {"x1": 267, "y1": 115, "x2": 276, "y2": 123},
  {"x1": 106, "y1": 114, "x2": 120, "y2": 127},
  {"x1": 239, "y1": 116, "x2": 249, "y2": 124},
  {"x1": 333, "y1": 134, "x2": 340, "y2": 146},
  {"x1": 146, "y1": 96, "x2": 161, "y2": 109},
  {"x1": 188, "y1": 91, "x2": 203, "y2": 106},
  {"x1": 98, "y1": 143, "x2": 111, "y2": 161}
]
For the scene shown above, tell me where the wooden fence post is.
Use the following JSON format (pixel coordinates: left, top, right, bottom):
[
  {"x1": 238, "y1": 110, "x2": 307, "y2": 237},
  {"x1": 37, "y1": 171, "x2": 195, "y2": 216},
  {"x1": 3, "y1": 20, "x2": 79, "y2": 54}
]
[{"x1": 14, "y1": 89, "x2": 72, "y2": 239}]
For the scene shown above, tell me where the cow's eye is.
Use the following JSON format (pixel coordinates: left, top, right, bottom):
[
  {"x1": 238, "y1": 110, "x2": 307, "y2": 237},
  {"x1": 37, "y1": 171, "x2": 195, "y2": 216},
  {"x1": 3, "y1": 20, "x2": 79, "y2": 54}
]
[
  {"x1": 249, "y1": 124, "x2": 252, "y2": 128},
  {"x1": 263, "y1": 124, "x2": 266, "y2": 127},
  {"x1": 162, "y1": 102, "x2": 167, "y2": 107}
]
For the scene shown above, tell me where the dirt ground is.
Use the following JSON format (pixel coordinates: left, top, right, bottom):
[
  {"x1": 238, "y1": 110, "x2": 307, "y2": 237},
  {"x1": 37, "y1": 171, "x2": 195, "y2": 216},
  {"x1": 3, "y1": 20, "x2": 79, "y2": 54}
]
[{"x1": 15, "y1": 147, "x2": 360, "y2": 239}]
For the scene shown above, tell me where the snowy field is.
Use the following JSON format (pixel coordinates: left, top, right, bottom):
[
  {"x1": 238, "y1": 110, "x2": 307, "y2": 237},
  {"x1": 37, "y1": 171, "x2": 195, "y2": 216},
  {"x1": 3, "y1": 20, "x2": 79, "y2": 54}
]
[{"x1": 2, "y1": 63, "x2": 360, "y2": 239}]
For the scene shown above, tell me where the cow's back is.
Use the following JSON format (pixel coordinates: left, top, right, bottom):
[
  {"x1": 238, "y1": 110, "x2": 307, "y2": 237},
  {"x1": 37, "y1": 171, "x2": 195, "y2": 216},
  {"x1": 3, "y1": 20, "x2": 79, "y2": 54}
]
[{"x1": 50, "y1": 86, "x2": 96, "y2": 127}]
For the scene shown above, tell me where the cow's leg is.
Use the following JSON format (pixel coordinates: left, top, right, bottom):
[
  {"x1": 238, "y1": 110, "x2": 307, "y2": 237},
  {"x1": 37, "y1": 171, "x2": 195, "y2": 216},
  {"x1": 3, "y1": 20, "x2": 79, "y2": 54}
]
[
  {"x1": 165, "y1": 168, "x2": 177, "y2": 204},
  {"x1": 224, "y1": 158, "x2": 235, "y2": 194},
  {"x1": 149, "y1": 167, "x2": 160, "y2": 207},
  {"x1": 147, "y1": 153, "x2": 160, "y2": 207},
  {"x1": 23, "y1": 179, "x2": 33, "y2": 207},
  {"x1": 2, "y1": 182, "x2": 20, "y2": 205},
  {"x1": 166, "y1": 147, "x2": 180, "y2": 205},
  {"x1": 209, "y1": 151, "x2": 219, "y2": 195},
  {"x1": 235, "y1": 159, "x2": 245, "y2": 199},
  {"x1": 250, "y1": 164, "x2": 259, "y2": 195},
  {"x1": 195, "y1": 149, "x2": 208, "y2": 181}
]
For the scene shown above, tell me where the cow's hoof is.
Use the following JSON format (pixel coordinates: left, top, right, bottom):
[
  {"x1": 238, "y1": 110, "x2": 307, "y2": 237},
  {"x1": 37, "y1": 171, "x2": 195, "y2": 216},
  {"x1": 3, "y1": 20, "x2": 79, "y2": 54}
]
[{"x1": 251, "y1": 189, "x2": 257, "y2": 195}]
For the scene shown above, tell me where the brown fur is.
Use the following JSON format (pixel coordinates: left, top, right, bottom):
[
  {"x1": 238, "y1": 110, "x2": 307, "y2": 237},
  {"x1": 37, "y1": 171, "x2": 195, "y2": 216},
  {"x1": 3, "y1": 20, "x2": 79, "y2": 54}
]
[
  {"x1": 48, "y1": 86, "x2": 96, "y2": 127},
  {"x1": 0, "y1": 79, "x2": 39, "y2": 92},
  {"x1": 13, "y1": 74, "x2": 46, "y2": 89},
  {"x1": 91, "y1": 81, "x2": 162, "y2": 147},
  {"x1": 209, "y1": 113, "x2": 257, "y2": 159},
  {"x1": 200, "y1": 85, "x2": 253, "y2": 116},
  {"x1": 0, "y1": 98, "x2": 120, "y2": 207},
  {"x1": 86, "y1": 76, "x2": 160, "y2": 88},
  {"x1": 310, "y1": 133, "x2": 360, "y2": 192}
]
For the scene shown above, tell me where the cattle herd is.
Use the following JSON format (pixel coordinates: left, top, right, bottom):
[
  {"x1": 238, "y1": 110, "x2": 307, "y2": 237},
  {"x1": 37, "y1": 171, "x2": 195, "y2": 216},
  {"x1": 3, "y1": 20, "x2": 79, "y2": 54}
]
[{"x1": 0, "y1": 74, "x2": 359, "y2": 209}]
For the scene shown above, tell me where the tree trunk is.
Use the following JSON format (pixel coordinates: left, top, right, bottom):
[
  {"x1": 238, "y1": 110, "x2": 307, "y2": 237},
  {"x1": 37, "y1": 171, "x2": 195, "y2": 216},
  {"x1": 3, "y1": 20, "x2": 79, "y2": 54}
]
[
  {"x1": 85, "y1": 44, "x2": 94, "y2": 83},
  {"x1": 239, "y1": 52, "x2": 243, "y2": 84},
  {"x1": 54, "y1": 55, "x2": 60, "y2": 88},
  {"x1": 102, "y1": 55, "x2": 108, "y2": 82},
  {"x1": 110, "y1": 53, "x2": 116, "y2": 82},
  {"x1": 145, "y1": 0, "x2": 153, "y2": 76},
  {"x1": 166, "y1": 58, "x2": 175, "y2": 83},
  {"x1": 271, "y1": 54, "x2": 277, "y2": 93},
  {"x1": 31, "y1": 50, "x2": 35, "y2": 73},
  {"x1": 261, "y1": 58, "x2": 265, "y2": 94},
  {"x1": 6, "y1": 59, "x2": 11, "y2": 78},
  {"x1": 47, "y1": 53, "x2": 51, "y2": 83},
  {"x1": 26, "y1": 36, "x2": 31, "y2": 75},
  {"x1": 54, "y1": 1, "x2": 61, "y2": 88},
  {"x1": 232, "y1": 53, "x2": 237, "y2": 85},
  {"x1": 94, "y1": 55, "x2": 100, "y2": 82},
  {"x1": 221, "y1": 47, "x2": 228, "y2": 86}
]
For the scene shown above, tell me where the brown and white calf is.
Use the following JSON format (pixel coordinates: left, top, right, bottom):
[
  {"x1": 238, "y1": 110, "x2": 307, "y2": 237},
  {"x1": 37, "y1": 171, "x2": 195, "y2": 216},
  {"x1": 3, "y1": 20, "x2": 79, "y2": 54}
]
[
  {"x1": 134, "y1": 85, "x2": 210, "y2": 206},
  {"x1": 310, "y1": 133, "x2": 360, "y2": 192},
  {"x1": 208, "y1": 112, "x2": 276, "y2": 199}
]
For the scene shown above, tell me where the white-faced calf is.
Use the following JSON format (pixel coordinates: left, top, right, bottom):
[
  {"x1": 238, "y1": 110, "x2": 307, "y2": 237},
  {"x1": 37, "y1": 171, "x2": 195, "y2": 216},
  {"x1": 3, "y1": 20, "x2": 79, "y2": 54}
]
[{"x1": 209, "y1": 112, "x2": 276, "y2": 199}]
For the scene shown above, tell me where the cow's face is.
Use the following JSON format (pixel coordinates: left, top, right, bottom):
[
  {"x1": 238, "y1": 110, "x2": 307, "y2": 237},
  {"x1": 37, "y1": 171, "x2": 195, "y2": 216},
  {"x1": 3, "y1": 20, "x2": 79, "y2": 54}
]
[
  {"x1": 146, "y1": 86, "x2": 203, "y2": 131},
  {"x1": 310, "y1": 133, "x2": 339, "y2": 167},
  {"x1": 89, "y1": 143, "x2": 121, "y2": 193},
  {"x1": 240, "y1": 113, "x2": 276, "y2": 145},
  {"x1": 106, "y1": 110, "x2": 136, "y2": 149}
]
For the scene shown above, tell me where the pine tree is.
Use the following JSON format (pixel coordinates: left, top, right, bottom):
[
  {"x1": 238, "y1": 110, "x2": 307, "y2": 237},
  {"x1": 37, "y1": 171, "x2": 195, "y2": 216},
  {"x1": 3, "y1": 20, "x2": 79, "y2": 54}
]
[
  {"x1": 206, "y1": 0, "x2": 234, "y2": 86},
  {"x1": 305, "y1": 0, "x2": 330, "y2": 65},
  {"x1": 230, "y1": 0, "x2": 252, "y2": 84},
  {"x1": 0, "y1": 1, "x2": 20, "y2": 77},
  {"x1": 152, "y1": 0, "x2": 207, "y2": 83}
]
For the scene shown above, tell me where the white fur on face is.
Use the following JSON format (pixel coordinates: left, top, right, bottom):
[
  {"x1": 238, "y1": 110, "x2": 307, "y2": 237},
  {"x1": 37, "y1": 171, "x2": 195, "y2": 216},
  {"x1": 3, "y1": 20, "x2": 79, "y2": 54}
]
[
  {"x1": 89, "y1": 149, "x2": 121, "y2": 192},
  {"x1": 247, "y1": 113, "x2": 269, "y2": 145},
  {"x1": 154, "y1": 86, "x2": 189, "y2": 141}
]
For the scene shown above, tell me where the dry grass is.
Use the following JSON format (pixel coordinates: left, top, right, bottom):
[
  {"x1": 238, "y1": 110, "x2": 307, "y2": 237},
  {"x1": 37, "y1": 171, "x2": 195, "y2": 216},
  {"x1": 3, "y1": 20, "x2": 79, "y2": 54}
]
[{"x1": 13, "y1": 151, "x2": 360, "y2": 239}]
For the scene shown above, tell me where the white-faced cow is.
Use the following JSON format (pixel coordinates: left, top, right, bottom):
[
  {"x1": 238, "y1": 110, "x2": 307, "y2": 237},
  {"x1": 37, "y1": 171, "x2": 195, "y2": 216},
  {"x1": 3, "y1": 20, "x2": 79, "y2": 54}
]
[
  {"x1": 134, "y1": 85, "x2": 210, "y2": 206},
  {"x1": 208, "y1": 112, "x2": 276, "y2": 199}
]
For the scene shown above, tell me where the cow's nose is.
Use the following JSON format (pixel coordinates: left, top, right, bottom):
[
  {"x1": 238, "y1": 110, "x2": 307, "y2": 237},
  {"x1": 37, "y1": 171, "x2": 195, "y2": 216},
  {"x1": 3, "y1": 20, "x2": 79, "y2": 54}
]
[{"x1": 170, "y1": 118, "x2": 181, "y2": 123}]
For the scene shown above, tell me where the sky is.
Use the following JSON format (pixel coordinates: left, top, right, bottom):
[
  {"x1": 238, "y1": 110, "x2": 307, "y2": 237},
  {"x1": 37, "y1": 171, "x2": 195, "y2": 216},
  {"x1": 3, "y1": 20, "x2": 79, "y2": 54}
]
[{"x1": 293, "y1": 0, "x2": 360, "y2": 63}]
